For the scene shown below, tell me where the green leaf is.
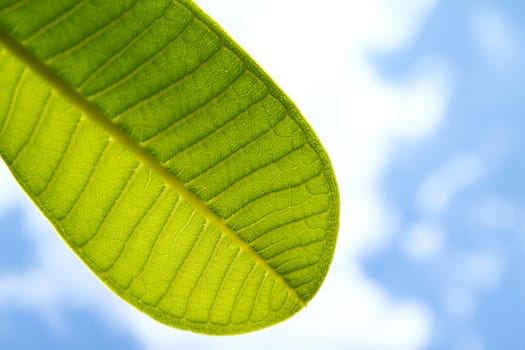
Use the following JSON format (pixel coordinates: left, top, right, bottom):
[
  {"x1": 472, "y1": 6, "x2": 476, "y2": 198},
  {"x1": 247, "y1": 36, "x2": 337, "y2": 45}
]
[{"x1": 0, "y1": 0, "x2": 339, "y2": 334}]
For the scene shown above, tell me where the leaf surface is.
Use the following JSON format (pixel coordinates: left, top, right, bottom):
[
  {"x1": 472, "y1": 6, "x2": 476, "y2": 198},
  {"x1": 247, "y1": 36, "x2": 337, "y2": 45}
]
[{"x1": 0, "y1": 0, "x2": 339, "y2": 334}]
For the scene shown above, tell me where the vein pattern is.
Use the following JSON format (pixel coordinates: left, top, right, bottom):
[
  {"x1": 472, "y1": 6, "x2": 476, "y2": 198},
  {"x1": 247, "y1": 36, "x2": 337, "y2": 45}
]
[{"x1": 0, "y1": 0, "x2": 339, "y2": 335}]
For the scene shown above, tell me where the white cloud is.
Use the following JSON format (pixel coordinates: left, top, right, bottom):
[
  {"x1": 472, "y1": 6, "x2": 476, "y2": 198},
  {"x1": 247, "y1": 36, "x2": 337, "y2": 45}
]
[
  {"x1": 467, "y1": 195, "x2": 520, "y2": 233},
  {"x1": 470, "y1": 6, "x2": 519, "y2": 67},
  {"x1": 401, "y1": 222, "x2": 444, "y2": 261},
  {"x1": 417, "y1": 153, "x2": 486, "y2": 214},
  {"x1": 459, "y1": 252, "x2": 505, "y2": 291},
  {"x1": 0, "y1": 0, "x2": 452, "y2": 349},
  {"x1": 439, "y1": 250, "x2": 504, "y2": 321},
  {"x1": 441, "y1": 285, "x2": 477, "y2": 319}
]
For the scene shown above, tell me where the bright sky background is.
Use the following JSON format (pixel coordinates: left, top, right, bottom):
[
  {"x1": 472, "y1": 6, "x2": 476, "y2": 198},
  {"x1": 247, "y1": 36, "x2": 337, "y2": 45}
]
[{"x1": 1, "y1": 0, "x2": 525, "y2": 349}]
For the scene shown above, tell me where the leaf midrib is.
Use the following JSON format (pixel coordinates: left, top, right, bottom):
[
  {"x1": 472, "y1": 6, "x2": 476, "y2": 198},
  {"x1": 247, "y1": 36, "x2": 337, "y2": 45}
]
[{"x1": 0, "y1": 27, "x2": 306, "y2": 306}]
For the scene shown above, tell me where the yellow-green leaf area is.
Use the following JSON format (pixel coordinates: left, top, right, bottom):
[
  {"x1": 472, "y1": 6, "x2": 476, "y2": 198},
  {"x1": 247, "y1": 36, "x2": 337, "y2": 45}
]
[{"x1": 0, "y1": 0, "x2": 339, "y2": 334}]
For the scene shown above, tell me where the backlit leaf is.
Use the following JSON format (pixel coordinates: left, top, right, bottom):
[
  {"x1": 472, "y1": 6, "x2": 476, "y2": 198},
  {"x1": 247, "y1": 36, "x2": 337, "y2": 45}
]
[{"x1": 0, "y1": 0, "x2": 339, "y2": 334}]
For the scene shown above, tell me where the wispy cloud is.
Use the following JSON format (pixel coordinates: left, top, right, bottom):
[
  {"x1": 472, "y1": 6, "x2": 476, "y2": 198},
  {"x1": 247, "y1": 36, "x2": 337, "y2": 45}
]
[
  {"x1": 469, "y1": 6, "x2": 520, "y2": 67},
  {"x1": 417, "y1": 152, "x2": 487, "y2": 214}
]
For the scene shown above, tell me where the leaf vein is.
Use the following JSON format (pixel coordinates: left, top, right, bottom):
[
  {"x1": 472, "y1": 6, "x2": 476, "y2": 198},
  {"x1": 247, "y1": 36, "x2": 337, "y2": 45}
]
[
  {"x1": 112, "y1": 45, "x2": 222, "y2": 123},
  {"x1": 181, "y1": 232, "x2": 223, "y2": 319},
  {"x1": 58, "y1": 138, "x2": 111, "y2": 220},
  {"x1": 45, "y1": 0, "x2": 140, "y2": 65},
  {"x1": 162, "y1": 84, "x2": 268, "y2": 168},
  {"x1": 0, "y1": 66, "x2": 27, "y2": 138},
  {"x1": 86, "y1": 16, "x2": 194, "y2": 100},
  {"x1": 36, "y1": 114, "x2": 83, "y2": 197},
  {"x1": 78, "y1": 3, "x2": 169, "y2": 91},
  {"x1": 23, "y1": 0, "x2": 88, "y2": 44},
  {"x1": 282, "y1": 259, "x2": 321, "y2": 278},
  {"x1": 78, "y1": 161, "x2": 142, "y2": 248},
  {"x1": 266, "y1": 237, "x2": 326, "y2": 264},
  {"x1": 11, "y1": 91, "x2": 54, "y2": 165},
  {"x1": 274, "y1": 255, "x2": 320, "y2": 273},
  {"x1": 206, "y1": 141, "x2": 306, "y2": 205},
  {"x1": 127, "y1": 194, "x2": 184, "y2": 288},
  {"x1": 0, "y1": 0, "x2": 29, "y2": 16},
  {"x1": 229, "y1": 172, "x2": 323, "y2": 229},
  {"x1": 184, "y1": 109, "x2": 290, "y2": 191},
  {"x1": 207, "y1": 249, "x2": 240, "y2": 321},
  {"x1": 227, "y1": 262, "x2": 257, "y2": 324},
  {"x1": 247, "y1": 273, "x2": 267, "y2": 322},
  {"x1": 253, "y1": 210, "x2": 328, "y2": 248},
  {"x1": 154, "y1": 219, "x2": 208, "y2": 307},
  {"x1": 141, "y1": 69, "x2": 247, "y2": 146},
  {"x1": 104, "y1": 185, "x2": 168, "y2": 273}
]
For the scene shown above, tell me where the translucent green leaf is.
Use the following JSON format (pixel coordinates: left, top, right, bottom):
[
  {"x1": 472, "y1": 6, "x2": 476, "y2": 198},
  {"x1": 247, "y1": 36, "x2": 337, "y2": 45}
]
[{"x1": 0, "y1": 0, "x2": 339, "y2": 334}]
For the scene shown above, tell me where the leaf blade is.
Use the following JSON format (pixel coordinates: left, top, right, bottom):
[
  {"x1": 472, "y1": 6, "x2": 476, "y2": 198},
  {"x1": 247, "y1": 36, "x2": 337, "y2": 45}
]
[{"x1": 0, "y1": 0, "x2": 339, "y2": 334}]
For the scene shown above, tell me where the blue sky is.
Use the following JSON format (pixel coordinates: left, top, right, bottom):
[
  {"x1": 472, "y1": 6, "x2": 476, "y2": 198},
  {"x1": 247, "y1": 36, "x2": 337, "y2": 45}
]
[
  {"x1": 1, "y1": 0, "x2": 524, "y2": 349},
  {"x1": 366, "y1": 1, "x2": 525, "y2": 349}
]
